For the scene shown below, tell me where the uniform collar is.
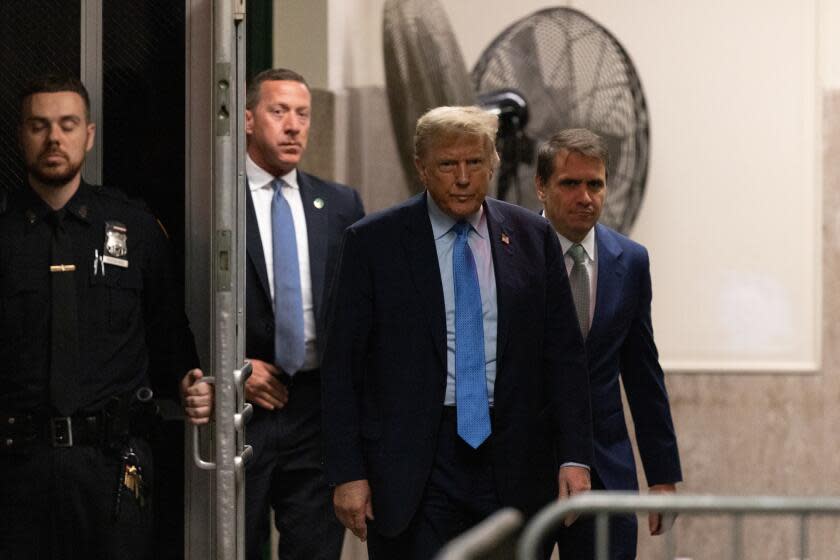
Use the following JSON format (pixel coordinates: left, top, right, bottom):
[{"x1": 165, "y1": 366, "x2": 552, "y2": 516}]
[
  {"x1": 19, "y1": 181, "x2": 95, "y2": 232},
  {"x1": 64, "y1": 182, "x2": 94, "y2": 224}
]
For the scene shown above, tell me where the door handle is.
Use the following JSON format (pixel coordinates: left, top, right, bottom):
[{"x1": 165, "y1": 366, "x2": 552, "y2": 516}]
[
  {"x1": 234, "y1": 403, "x2": 252, "y2": 431},
  {"x1": 233, "y1": 361, "x2": 252, "y2": 432},
  {"x1": 233, "y1": 361, "x2": 252, "y2": 480},
  {"x1": 235, "y1": 444, "x2": 253, "y2": 485},
  {"x1": 233, "y1": 361, "x2": 252, "y2": 393},
  {"x1": 190, "y1": 361, "x2": 253, "y2": 470},
  {"x1": 192, "y1": 376, "x2": 217, "y2": 470}
]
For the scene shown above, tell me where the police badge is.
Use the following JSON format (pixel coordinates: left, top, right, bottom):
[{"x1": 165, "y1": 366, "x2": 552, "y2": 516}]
[{"x1": 102, "y1": 221, "x2": 129, "y2": 268}]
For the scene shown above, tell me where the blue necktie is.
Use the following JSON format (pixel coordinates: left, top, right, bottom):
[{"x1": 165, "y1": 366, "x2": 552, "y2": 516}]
[
  {"x1": 272, "y1": 179, "x2": 305, "y2": 374},
  {"x1": 452, "y1": 221, "x2": 491, "y2": 448}
]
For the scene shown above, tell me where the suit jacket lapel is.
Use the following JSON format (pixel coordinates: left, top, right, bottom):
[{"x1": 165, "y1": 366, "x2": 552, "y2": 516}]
[
  {"x1": 589, "y1": 223, "x2": 626, "y2": 341},
  {"x1": 403, "y1": 193, "x2": 447, "y2": 368},
  {"x1": 484, "y1": 200, "x2": 514, "y2": 363},
  {"x1": 246, "y1": 186, "x2": 271, "y2": 303},
  {"x1": 299, "y1": 171, "x2": 328, "y2": 318}
]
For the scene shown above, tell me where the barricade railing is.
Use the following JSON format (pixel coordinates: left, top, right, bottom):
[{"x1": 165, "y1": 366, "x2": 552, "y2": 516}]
[
  {"x1": 434, "y1": 508, "x2": 523, "y2": 560},
  {"x1": 518, "y1": 492, "x2": 840, "y2": 560}
]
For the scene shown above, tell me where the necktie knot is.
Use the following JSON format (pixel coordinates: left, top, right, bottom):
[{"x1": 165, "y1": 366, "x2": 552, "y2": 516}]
[
  {"x1": 46, "y1": 209, "x2": 66, "y2": 230},
  {"x1": 568, "y1": 243, "x2": 587, "y2": 265},
  {"x1": 453, "y1": 221, "x2": 471, "y2": 239}
]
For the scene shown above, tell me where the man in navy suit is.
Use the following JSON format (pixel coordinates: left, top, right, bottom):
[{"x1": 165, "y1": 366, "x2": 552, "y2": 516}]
[
  {"x1": 183, "y1": 68, "x2": 364, "y2": 560},
  {"x1": 536, "y1": 128, "x2": 682, "y2": 559},
  {"x1": 321, "y1": 106, "x2": 593, "y2": 559}
]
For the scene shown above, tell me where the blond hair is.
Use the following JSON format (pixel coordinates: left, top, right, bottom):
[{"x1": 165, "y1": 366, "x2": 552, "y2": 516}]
[{"x1": 414, "y1": 106, "x2": 499, "y2": 167}]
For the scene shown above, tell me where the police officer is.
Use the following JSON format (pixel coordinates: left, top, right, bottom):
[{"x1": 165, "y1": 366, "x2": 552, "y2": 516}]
[{"x1": 0, "y1": 75, "x2": 200, "y2": 559}]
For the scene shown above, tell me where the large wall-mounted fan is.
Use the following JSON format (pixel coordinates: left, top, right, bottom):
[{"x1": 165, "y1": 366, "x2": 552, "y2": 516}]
[
  {"x1": 382, "y1": 0, "x2": 475, "y2": 193},
  {"x1": 383, "y1": 2, "x2": 649, "y2": 234}
]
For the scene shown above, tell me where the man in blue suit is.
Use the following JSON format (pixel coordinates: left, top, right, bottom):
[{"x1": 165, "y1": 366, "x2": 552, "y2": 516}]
[
  {"x1": 321, "y1": 106, "x2": 593, "y2": 559},
  {"x1": 535, "y1": 128, "x2": 682, "y2": 559},
  {"x1": 183, "y1": 68, "x2": 364, "y2": 559}
]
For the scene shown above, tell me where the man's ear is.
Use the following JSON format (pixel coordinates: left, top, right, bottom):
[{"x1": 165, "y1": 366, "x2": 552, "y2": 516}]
[
  {"x1": 414, "y1": 157, "x2": 427, "y2": 187},
  {"x1": 535, "y1": 177, "x2": 547, "y2": 202},
  {"x1": 85, "y1": 122, "x2": 97, "y2": 153},
  {"x1": 245, "y1": 109, "x2": 254, "y2": 135}
]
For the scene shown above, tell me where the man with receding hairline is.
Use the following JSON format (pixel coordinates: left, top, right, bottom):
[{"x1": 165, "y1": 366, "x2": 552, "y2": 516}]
[
  {"x1": 321, "y1": 106, "x2": 593, "y2": 559},
  {"x1": 536, "y1": 128, "x2": 682, "y2": 559},
  {"x1": 183, "y1": 67, "x2": 364, "y2": 560}
]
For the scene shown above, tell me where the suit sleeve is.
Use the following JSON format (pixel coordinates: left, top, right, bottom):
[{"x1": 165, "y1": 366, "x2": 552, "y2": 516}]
[
  {"x1": 543, "y1": 227, "x2": 594, "y2": 466},
  {"x1": 620, "y1": 248, "x2": 682, "y2": 486},
  {"x1": 321, "y1": 226, "x2": 372, "y2": 485}
]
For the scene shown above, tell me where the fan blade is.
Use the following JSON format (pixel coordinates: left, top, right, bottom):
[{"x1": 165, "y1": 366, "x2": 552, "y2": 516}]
[
  {"x1": 383, "y1": 0, "x2": 475, "y2": 193},
  {"x1": 472, "y1": 7, "x2": 650, "y2": 232}
]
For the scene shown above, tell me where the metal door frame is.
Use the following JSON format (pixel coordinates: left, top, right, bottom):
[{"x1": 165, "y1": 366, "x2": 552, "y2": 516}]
[
  {"x1": 185, "y1": 0, "x2": 250, "y2": 558},
  {"x1": 184, "y1": 0, "x2": 214, "y2": 557},
  {"x1": 80, "y1": 0, "x2": 102, "y2": 184}
]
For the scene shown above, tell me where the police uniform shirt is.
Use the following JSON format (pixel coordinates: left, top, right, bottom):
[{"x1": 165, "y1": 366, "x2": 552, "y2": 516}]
[{"x1": 0, "y1": 183, "x2": 198, "y2": 414}]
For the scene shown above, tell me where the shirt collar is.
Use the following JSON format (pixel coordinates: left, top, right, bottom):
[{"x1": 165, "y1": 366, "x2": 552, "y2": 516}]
[
  {"x1": 19, "y1": 181, "x2": 95, "y2": 230},
  {"x1": 246, "y1": 154, "x2": 299, "y2": 191},
  {"x1": 556, "y1": 226, "x2": 596, "y2": 262},
  {"x1": 426, "y1": 192, "x2": 486, "y2": 241},
  {"x1": 17, "y1": 184, "x2": 51, "y2": 229}
]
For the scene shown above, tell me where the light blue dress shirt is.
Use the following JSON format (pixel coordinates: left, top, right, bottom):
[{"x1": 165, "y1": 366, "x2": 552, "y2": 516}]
[{"x1": 426, "y1": 194, "x2": 498, "y2": 406}]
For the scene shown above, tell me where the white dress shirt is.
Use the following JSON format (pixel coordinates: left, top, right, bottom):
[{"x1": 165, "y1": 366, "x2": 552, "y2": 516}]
[{"x1": 246, "y1": 155, "x2": 318, "y2": 371}]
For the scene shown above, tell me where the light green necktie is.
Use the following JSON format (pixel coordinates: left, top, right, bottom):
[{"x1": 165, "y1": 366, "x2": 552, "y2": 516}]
[{"x1": 567, "y1": 243, "x2": 590, "y2": 338}]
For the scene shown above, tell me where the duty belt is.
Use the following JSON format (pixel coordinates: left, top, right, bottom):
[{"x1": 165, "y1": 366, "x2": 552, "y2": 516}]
[{"x1": 1, "y1": 412, "x2": 110, "y2": 450}]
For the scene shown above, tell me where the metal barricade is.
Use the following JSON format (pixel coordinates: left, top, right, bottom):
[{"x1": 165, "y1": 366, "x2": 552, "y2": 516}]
[
  {"x1": 435, "y1": 508, "x2": 523, "y2": 560},
  {"x1": 518, "y1": 492, "x2": 840, "y2": 560}
]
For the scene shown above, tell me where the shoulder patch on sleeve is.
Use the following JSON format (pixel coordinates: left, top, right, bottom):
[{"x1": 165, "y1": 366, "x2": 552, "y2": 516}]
[{"x1": 156, "y1": 218, "x2": 170, "y2": 239}]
